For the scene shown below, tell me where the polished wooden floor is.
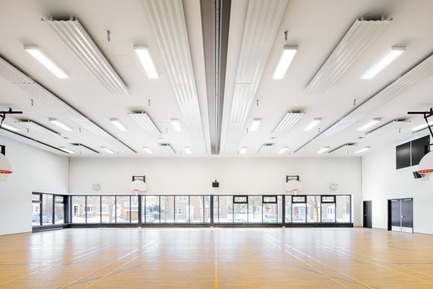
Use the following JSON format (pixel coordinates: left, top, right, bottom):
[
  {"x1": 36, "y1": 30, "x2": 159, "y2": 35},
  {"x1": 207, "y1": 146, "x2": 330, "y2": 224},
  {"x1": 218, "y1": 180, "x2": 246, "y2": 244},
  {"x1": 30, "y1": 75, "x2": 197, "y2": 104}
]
[{"x1": 0, "y1": 228, "x2": 433, "y2": 288}]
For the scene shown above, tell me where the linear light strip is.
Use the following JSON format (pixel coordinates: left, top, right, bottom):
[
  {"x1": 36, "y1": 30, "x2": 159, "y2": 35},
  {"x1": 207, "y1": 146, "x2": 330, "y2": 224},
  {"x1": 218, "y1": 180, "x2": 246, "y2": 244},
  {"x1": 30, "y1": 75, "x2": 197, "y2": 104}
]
[
  {"x1": 272, "y1": 111, "x2": 305, "y2": 137},
  {"x1": 296, "y1": 53, "x2": 433, "y2": 153},
  {"x1": 361, "y1": 47, "x2": 405, "y2": 79},
  {"x1": 329, "y1": 143, "x2": 356, "y2": 154},
  {"x1": 305, "y1": 18, "x2": 390, "y2": 95},
  {"x1": 273, "y1": 45, "x2": 298, "y2": 79},
  {"x1": 0, "y1": 55, "x2": 136, "y2": 153},
  {"x1": 45, "y1": 18, "x2": 130, "y2": 96},
  {"x1": 134, "y1": 45, "x2": 158, "y2": 79},
  {"x1": 24, "y1": 46, "x2": 69, "y2": 78},
  {"x1": 143, "y1": 0, "x2": 206, "y2": 152},
  {"x1": 22, "y1": 120, "x2": 63, "y2": 138},
  {"x1": 129, "y1": 112, "x2": 161, "y2": 138},
  {"x1": 71, "y1": 143, "x2": 99, "y2": 154},
  {"x1": 49, "y1": 118, "x2": 72, "y2": 131},
  {"x1": 223, "y1": 0, "x2": 288, "y2": 153}
]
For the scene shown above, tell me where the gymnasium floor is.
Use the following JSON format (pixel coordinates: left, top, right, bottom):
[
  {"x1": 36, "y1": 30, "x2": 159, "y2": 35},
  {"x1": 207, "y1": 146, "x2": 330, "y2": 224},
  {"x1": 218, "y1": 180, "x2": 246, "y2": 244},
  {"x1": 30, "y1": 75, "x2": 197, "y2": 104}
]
[{"x1": 0, "y1": 228, "x2": 432, "y2": 288}]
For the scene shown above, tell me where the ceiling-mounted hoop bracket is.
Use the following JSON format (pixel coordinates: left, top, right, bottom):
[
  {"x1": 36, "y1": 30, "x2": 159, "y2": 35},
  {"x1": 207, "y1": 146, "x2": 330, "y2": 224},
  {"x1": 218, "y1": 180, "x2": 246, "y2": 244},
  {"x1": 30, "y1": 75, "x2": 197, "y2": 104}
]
[
  {"x1": 286, "y1": 175, "x2": 299, "y2": 182},
  {"x1": 0, "y1": 108, "x2": 23, "y2": 128},
  {"x1": 408, "y1": 108, "x2": 433, "y2": 151}
]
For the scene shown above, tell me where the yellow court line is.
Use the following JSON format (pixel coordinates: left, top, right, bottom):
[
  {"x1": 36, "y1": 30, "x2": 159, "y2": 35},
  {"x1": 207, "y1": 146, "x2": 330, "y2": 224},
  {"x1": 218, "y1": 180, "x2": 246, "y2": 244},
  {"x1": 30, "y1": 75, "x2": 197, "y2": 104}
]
[
  {"x1": 83, "y1": 243, "x2": 159, "y2": 288},
  {"x1": 314, "y1": 239, "x2": 433, "y2": 284},
  {"x1": 214, "y1": 232, "x2": 218, "y2": 289},
  {"x1": 265, "y1": 235, "x2": 373, "y2": 289},
  {"x1": 263, "y1": 236, "x2": 350, "y2": 289},
  {"x1": 60, "y1": 238, "x2": 160, "y2": 289}
]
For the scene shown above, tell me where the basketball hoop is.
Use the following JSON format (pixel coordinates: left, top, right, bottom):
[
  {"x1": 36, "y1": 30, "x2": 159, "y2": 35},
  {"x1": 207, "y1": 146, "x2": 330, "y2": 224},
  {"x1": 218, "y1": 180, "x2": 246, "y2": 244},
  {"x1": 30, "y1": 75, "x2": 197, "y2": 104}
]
[
  {"x1": 129, "y1": 180, "x2": 147, "y2": 195},
  {"x1": 417, "y1": 151, "x2": 433, "y2": 180}
]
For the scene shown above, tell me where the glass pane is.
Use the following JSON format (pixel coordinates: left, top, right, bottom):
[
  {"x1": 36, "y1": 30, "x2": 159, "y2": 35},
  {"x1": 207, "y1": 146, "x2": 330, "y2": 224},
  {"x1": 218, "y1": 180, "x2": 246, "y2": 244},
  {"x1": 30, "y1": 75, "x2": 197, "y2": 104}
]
[
  {"x1": 32, "y1": 203, "x2": 40, "y2": 225},
  {"x1": 322, "y1": 203, "x2": 336, "y2": 222},
  {"x1": 72, "y1": 196, "x2": 86, "y2": 223},
  {"x1": 248, "y1": 196, "x2": 262, "y2": 223},
  {"x1": 203, "y1": 196, "x2": 211, "y2": 224},
  {"x1": 32, "y1": 194, "x2": 41, "y2": 201},
  {"x1": 160, "y1": 196, "x2": 174, "y2": 223},
  {"x1": 293, "y1": 196, "x2": 306, "y2": 203},
  {"x1": 221, "y1": 196, "x2": 233, "y2": 223},
  {"x1": 278, "y1": 196, "x2": 283, "y2": 223},
  {"x1": 42, "y1": 194, "x2": 53, "y2": 225},
  {"x1": 233, "y1": 203, "x2": 247, "y2": 223},
  {"x1": 145, "y1": 196, "x2": 160, "y2": 223},
  {"x1": 336, "y1": 195, "x2": 351, "y2": 222},
  {"x1": 234, "y1": 196, "x2": 247, "y2": 203},
  {"x1": 213, "y1": 196, "x2": 220, "y2": 223},
  {"x1": 87, "y1": 196, "x2": 101, "y2": 223},
  {"x1": 307, "y1": 196, "x2": 321, "y2": 223},
  {"x1": 322, "y1": 196, "x2": 335, "y2": 203},
  {"x1": 55, "y1": 196, "x2": 64, "y2": 203},
  {"x1": 292, "y1": 203, "x2": 306, "y2": 223},
  {"x1": 101, "y1": 196, "x2": 116, "y2": 223},
  {"x1": 285, "y1": 196, "x2": 291, "y2": 223},
  {"x1": 131, "y1": 196, "x2": 139, "y2": 223},
  {"x1": 116, "y1": 196, "x2": 130, "y2": 223},
  {"x1": 263, "y1": 196, "x2": 277, "y2": 203},
  {"x1": 175, "y1": 196, "x2": 189, "y2": 223},
  {"x1": 190, "y1": 196, "x2": 204, "y2": 223},
  {"x1": 263, "y1": 202, "x2": 278, "y2": 223},
  {"x1": 55, "y1": 203, "x2": 64, "y2": 224}
]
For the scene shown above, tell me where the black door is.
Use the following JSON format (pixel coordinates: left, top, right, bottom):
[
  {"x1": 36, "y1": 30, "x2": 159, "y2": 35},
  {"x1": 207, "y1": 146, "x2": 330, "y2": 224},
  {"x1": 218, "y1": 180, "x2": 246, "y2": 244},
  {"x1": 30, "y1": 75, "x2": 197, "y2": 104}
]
[{"x1": 363, "y1": 201, "x2": 372, "y2": 228}]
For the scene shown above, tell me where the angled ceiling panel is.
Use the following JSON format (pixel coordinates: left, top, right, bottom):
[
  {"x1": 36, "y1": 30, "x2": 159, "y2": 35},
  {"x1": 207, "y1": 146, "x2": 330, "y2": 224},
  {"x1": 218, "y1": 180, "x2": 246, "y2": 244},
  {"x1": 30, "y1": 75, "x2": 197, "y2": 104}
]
[
  {"x1": 305, "y1": 17, "x2": 391, "y2": 95},
  {"x1": 222, "y1": 0, "x2": 288, "y2": 153},
  {"x1": 296, "y1": 53, "x2": 433, "y2": 153},
  {"x1": 143, "y1": 0, "x2": 207, "y2": 153}
]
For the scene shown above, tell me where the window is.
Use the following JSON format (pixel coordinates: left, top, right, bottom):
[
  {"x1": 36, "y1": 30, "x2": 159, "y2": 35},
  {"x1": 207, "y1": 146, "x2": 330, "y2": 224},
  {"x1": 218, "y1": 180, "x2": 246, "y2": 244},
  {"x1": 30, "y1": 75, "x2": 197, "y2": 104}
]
[
  {"x1": 175, "y1": 208, "x2": 183, "y2": 215},
  {"x1": 248, "y1": 196, "x2": 262, "y2": 223},
  {"x1": 101, "y1": 196, "x2": 115, "y2": 223},
  {"x1": 234, "y1": 196, "x2": 248, "y2": 203},
  {"x1": 178, "y1": 196, "x2": 188, "y2": 202},
  {"x1": 263, "y1": 196, "x2": 277, "y2": 203},
  {"x1": 145, "y1": 196, "x2": 160, "y2": 223},
  {"x1": 175, "y1": 196, "x2": 187, "y2": 223},
  {"x1": 72, "y1": 196, "x2": 86, "y2": 223},
  {"x1": 32, "y1": 193, "x2": 42, "y2": 226},
  {"x1": 42, "y1": 194, "x2": 53, "y2": 225},
  {"x1": 86, "y1": 205, "x2": 93, "y2": 213},
  {"x1": 102, "y1": 205, "x2": 109, "y2": 213}
]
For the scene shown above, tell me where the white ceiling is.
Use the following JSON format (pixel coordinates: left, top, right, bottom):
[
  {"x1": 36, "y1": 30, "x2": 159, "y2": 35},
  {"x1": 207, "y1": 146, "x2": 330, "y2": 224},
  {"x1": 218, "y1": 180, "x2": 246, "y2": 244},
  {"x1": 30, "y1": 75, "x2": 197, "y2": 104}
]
[{"x1": 0, "y1": 0, "x2": 432, "y2": 157}]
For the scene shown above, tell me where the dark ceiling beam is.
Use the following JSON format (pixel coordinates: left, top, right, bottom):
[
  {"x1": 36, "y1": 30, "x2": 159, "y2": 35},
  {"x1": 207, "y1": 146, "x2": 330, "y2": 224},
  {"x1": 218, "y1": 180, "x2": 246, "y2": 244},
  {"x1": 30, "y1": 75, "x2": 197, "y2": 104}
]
[{"x1": 201, "y1": 0, "x2": 231, "y2": 155}]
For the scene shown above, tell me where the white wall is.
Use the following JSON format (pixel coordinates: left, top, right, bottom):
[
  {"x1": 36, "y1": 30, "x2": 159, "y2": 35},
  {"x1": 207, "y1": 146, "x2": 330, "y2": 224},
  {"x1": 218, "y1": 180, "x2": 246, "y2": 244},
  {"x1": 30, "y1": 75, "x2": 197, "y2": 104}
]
[
  {"x1": 0, "y1": 136, "x2": 69, "y2": 235},
  {"x1": 70, "y1": 156, "x2": 362, "y2": 225},
  {"x1": 362, "y1": 139, "x2": 433, "y2": 234}
]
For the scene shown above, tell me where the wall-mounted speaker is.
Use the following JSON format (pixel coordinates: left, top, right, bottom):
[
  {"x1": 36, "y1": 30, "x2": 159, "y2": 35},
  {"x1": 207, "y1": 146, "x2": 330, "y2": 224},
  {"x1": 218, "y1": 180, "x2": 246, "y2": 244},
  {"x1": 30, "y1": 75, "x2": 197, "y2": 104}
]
[{"x1": 212, "y1": 180, "x2": 219, "y2": 188}]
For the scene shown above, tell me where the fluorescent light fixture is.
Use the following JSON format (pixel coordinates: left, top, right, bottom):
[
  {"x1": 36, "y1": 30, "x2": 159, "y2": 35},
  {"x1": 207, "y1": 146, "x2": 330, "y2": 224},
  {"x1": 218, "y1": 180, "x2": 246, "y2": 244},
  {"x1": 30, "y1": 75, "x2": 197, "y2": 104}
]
[
  {"x1": 45, "y1": 18, "x2": 130, "y2": 96},
  {"x1": 329, "y1": 143, "x2": 356, "y2": 154},
  {"x1": 171, "y1": 118, "x2": 181, "y2": 132},
  {"x1": 49, "y1": 118, "x2": 72, "y2": 131},
  {"x1": 24, "y1": 46, "x2": 69, "y2": 79},
  {"x1": 317, "y1": 147, "x2": 330, "y2": 154},
  {"x1": 143, "y1": 147, "x2": 153, "y2": 154},
  {"x1": 110, "y1": 118, "x2": 127, "y2": 132},
  {"x1": 59, "y1": 147, "x2": 75, "y2": 154},
  {"x1": 355, "y1": 147, "x2": 371, "y2": 154},
  {"x1": 278, "y1": 147, "x2": 288, "y2": 154},
  {"x1": 134, "y1": 45, "x2": 158, "y2": 79},
  {"x1": 272, "y1": 111, "x2": 305, "y2": 137},
  {"x1": 357, "y1": 118, "x2": 381, "y2": 131},
  {"x1": 0, "y1": 123, "x2": 19, "y2": 132},
  {"x1": 239, "y1": 147, "x2": 247, "y2": 154},
  {"x1": 304, "y1": 118, "x2": 321, "y2": 131},
  {"x1": 411, "y1": 121, "x2": 433, "y2": 132},
  {"x1": 273, "y1": 45, "x2": 298, "y2": 79},
  {"x1": 184, "y1": 147, "x2": 192, "y2": 154},
  {"x1": 366, "y1": 119, "x2": 408, "y2": 136},
  {"x1": 129, "y1": 112, "x2": 161, "y2": 138},
  {"x1": 250, "y1": 118, "x2": 261, "y2": 131},
  {"x1": 361, "y1": 46, "x2": 405, "y2": 79},
  {"x1": 101, "y1": 146, "x2": 114, "y2": 154}
]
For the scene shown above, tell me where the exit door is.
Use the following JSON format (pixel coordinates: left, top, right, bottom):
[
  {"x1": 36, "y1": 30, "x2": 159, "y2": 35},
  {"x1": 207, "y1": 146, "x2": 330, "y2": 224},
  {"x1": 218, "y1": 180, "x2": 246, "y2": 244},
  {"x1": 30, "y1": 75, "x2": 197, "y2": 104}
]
[
  {"x1": 363, "y1": 201, "x2": 372, "y2": 228},
  {"x1": 390, "y1": 198, "x2": 413, "y2": 233}
]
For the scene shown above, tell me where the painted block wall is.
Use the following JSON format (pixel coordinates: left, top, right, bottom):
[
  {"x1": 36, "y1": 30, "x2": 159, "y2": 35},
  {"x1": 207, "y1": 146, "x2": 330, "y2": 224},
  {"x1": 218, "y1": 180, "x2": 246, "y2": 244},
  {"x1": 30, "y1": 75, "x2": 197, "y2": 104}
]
[
  {"x1": 69, "y1": 157, "x2": 362, "y2": 225},
  {"x1": 362, "y1": 137, "x2": 433, "y2": 234},
  {"x1": 0, "y1": 136, "x2": 69, "y2": 235}
]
